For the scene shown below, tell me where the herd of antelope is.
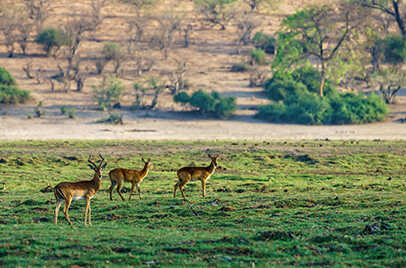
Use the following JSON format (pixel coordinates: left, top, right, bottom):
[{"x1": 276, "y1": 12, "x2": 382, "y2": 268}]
[{"x1": 53, "y1": 153, "x2": 220, "y2": 225}]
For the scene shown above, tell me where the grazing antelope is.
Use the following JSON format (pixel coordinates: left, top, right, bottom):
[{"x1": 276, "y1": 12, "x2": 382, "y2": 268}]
[
  {"x1": 174, "y1": 154, "x2": 219, "y2": 200},
  {"x1": 108, "y1": 158, "x2": 153, "y2": 201},
  {"x1": 54, "y1": 154, "x2": 106, "y2": 225}
]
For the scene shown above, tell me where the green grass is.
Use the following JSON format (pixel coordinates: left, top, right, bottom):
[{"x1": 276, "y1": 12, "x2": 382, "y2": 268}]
[{"x1": 0, "y1": 140, "x2": 406, "y2": 267}]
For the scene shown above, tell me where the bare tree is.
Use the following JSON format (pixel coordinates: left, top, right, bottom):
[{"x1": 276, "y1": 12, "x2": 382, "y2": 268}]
[
  {"x1": 150, "y1": 12, "x2": 182, "y2": 59},
  {"x1": 194, "y1": 0, "x2": 238, "y2": 30},
  {"x1": 22, "y1": 61, "x2": 35, "y2": 79},
  {"x1": 236, "y1": 12, "x2": 260, "y2": 53},
  {"x1": 243, "y1": 0, "x2": 280, "y2": 12},
  {"x1": 0, "y1": 7, "x2": 21, "y2": 57},
  {"x1": 168, "y1": 60, "x2": 188, "y2": 95},
  {"x1": 23, "y1": 0, "x2": 51, "y2": 34},
  {"x1": 356, "y1": 0, "x2": 406, "y2": 36},
  {"x1": 17, "y1": 21, "x2": 34, "y2": 55}
]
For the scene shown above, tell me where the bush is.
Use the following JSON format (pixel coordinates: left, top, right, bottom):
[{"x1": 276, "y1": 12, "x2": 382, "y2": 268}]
[
  {"x1": 174, "y1": 90, "x2": 236, "y2": 118},
  {"x1": 252, "y1": 31, "x2": 276, "y2": 54},
  {"x1": 0, "y1": 67, "x2": 16, "y2": 85},
  {"x1": 35, "y1": 28, "x2": 68, "y2": 56},
  {"x1": 264, "y1": 66, "x2": 335, "y2": 101},
  {"x1": 250, "y1": 48, "x2": 267, "y2": 65},
  {"x1": 257, "y1": 67, "x2": 388, "y2": 125},
  {"x1": 0, "y1": 85, "x2": 30, "y2": 104},
  {"x1": 0, "y1": 67, "x2": 30, "y2": 104},
  {"x1": 376, "y1": 35, "x2": 406, "y2": 65},
  {"x1": 102, "y1": 43, "x2": 124, "y2": 61},
  {"x1": 92, "y1": 76, "x2": 124, "y2": 111},
  {"x1": 230, "y1": 63, "x2": 250, "y2": 72}
]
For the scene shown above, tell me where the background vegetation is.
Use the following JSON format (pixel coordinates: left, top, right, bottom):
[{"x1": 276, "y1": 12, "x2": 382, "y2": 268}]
[{"x1": 0, "y1": 0, "x2": 405, "y2": 122}]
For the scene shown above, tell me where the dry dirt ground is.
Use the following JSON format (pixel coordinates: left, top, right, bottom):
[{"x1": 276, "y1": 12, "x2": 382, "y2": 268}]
[{"x1": 0, "y1": 0, "x2": 405, "y2": 140}]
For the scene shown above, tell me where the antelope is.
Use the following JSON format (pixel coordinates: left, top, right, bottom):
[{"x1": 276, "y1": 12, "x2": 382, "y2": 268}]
[
  {"x1": 54, "y1": 154, "x2": 106, "y2": 225},
  {"x1": 108, "y1": 158, "x2": 153, "y2": 201},
  {"x1": 174, "y1": 154, "x2": 219, "y2": 201}
]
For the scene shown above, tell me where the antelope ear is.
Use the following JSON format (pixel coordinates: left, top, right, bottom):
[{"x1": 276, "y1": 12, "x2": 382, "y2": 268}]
[
  {"x1": 148, "y1": 158, "x2": 151, "y2": 162},
  {"x1": 142, "y1": 158, "x2": 147, "y2": 163}
]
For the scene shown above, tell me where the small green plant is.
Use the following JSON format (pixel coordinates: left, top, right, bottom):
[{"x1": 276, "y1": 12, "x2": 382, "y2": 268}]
[
  {"x1": 92, "y1": 76, "x2": 124, "y2": 111},
  {"x1": 97, "y1": 113, "x2": 124, "y2": 125},
  {"x1": 67, "y1": 108, "x2": 76, "y2": 119},
  {"x1": 174, "y1": 89, "x2": 236, "y2": 118},
  {"x1": 60, "y1": 106, "x2": 67, "y2": 115},
  {"x1": 26, "y1": 112, "x2": 32, "y2": 119},
  {"x1": 252, "y1": 31, "x2": 276, "y2": 54},
  {"x1": 34, "y1": 101, "x2": 44, "y2": 118},
  {"x1": 250, "y1": 48, "x2": 268, "y2": 65},
  {"x1": 35, "y1": 28, "x2": 68, "y2": 57}
]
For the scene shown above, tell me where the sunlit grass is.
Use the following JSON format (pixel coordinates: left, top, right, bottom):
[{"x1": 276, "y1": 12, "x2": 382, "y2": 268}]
[{"x1": 0, "y1": 140, "x2": 406, "y2": 266}]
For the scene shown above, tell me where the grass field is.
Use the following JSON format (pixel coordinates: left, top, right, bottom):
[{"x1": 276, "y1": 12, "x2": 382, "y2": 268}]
[{"x1": 0, "y1": 140, "x2": 406, "y2": 267}]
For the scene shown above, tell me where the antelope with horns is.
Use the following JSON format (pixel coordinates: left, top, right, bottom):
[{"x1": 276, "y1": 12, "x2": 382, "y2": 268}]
[
  {"x1": 108, "y1": 158, "x2": 153, "y2": 201},
  {"x1": 54, "y1": 154, "x2": 106, "y2": 225},
  {"x1": 174, "y1": 154, "x2": 219, "y2": 200}
]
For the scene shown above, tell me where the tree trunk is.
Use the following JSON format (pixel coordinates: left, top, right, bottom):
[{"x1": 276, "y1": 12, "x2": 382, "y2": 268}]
[
  {"x1": 319, "y1": 63, "x2": 326, "y2": 97},
  {"x1": 393, "y1": 0, "x2": 406, "y2": 36}
]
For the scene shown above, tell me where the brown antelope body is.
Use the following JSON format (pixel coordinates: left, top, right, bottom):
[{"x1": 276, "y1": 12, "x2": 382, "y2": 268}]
[
  {"x1": 174, "y1": 154, "x2": 219, "y2": 200},
  {"x1": 108, "y1": 158, "x2": 153, "y2": 201},
  {"x1": 54, "y1": 154, "x2": 106, "y2": 225}
]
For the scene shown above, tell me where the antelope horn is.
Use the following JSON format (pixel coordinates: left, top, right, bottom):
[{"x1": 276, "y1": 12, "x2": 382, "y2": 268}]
[{"x1": 88, "y1": 155, "x2": 97, "y2": 168}]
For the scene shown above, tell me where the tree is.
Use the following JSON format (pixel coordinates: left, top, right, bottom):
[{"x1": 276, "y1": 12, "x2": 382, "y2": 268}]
[
  {"x1": 150, "y1": 11, "x2": 182, "y2": 59},
  {"x1": 23, "y1": 0, "x2": 51, "y2": 34},
  {"x1": 355, "y1": 0, "x2": 406, "y2": 36},
  {"x1": 372, "y1": 67, "x2": 406, "y2": 103},
  {"x1": 242, "y1": 0, "x2": 280, "y2": 12},
  {"x1": 194, "y1": 0, "x2": 238, "y2": 30},
  {"x1": 274, "y1": 3, "x2": 365, "y2": 97}
]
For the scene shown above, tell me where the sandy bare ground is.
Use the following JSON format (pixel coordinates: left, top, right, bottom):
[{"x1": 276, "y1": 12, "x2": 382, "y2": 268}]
[{"x1": 1, "y1": 108, "x2": 405, "y2": 140}]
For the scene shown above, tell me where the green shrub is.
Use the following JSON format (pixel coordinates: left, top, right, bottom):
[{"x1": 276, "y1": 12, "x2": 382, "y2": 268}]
[
  {"x1": 102, "y1": 43, "x2": 124, "y2": 61},
  {"x1": 230, "y1": 63, "x2": 250, "y2": 72},
  {"x1": 173, "y1": 91, "x2": 190, "y2": 104},
  {"x1": 257, "y1": 67, "x2": 388, "y2": 125},
  {"x1": 92, "y1": 76, "x2": 124, "y2": 111},
  {"x1": 265, "y1": 66, "x2": 335, "y2": 101},
  {"x1": 250, "y1": 48, "x2": 267, "y2": 65},
  {"x1": 376, "y1": 35, "x2": 406, "y2": 65},
  {"x1": 174, "y1": 90, "x2": 236, "y2": 118},
  {"x1": 0, "y1": 85, "x2": 30, "y2": 104},
  {"x1": 35, "y1": 28, "x2": 68, "y2": 56},
  {"x1": 0, "y1": 67, "x2": 16, "y2": 85},
  {"x1": 252, "y1": 31, "x2": 276, "y2": 54}
]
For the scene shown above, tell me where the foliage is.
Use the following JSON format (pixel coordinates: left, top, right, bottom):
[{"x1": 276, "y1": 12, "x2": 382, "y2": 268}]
[
  {"x1": 174, "y1": 90, "x2": 236, "y2": 118},
  {"x1": 0, "y1": 66, "x2": 16, "y2": 85},
  {"x1": 0, "y1": 67, "x2": 30, "y2": 104},
  {"x1": 258, "y1": 66, "x2": 387, "y2": 125},
  {"x1": 194, "y1": 0, "x2": 238, "y2": 30},
  {"x1": 92, "y1": 76, "x2": 124, "y2": 111},
  {"x1": 272, "y1": 3, "x2": 363, "y2": 96},
  {"x1": 230, "y1": 63, "x2": 250, "y2": 72},
  {"x1": 376, "y1": 35, "x2": 406, "y2": 65},
  {"x1": 1, "y1": 140, "x2": 406, "y2": 266},
  {"x1": 252, "y1": 31, "x2": 275, "y2": 54},
  {"x1": 249, "y1": 48, "x2": 267, "y2": 65},
  {"x1": 264, "y1": 65, "x2": 335, "y2": 101},
  {"x1": 0, "y1": 85, "x2": 30, "y2": 104},
  {"x1": 371, "y1": 68, "x2": 406, "y2": 104},
  {"x1": 35, "y1": 28, "x2": 68, "y2": 56}
]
